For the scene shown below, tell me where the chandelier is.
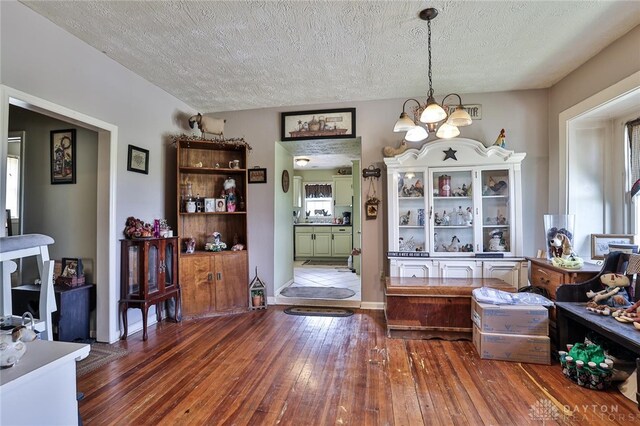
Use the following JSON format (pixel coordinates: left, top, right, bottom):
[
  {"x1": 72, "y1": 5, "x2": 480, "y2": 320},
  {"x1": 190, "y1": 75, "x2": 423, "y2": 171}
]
[{"x1": 393, "y1": 8, "x2": 472, "y2": 141}]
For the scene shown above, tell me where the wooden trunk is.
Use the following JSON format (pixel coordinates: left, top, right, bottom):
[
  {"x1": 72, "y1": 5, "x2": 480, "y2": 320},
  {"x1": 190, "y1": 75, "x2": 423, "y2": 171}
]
[{"x1": 385, "y1": 277, "x2": 513, "y2": 340}]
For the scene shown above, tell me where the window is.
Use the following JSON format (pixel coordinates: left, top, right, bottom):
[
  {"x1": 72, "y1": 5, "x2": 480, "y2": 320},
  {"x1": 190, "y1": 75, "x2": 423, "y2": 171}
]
[
  {"x1": 6, "y1": 156, "x2": 19, "y2": 219},
  {"x1": 304, "y1": 183, "x2": 333, "y2": 218},
  {"x1": 627, "y1": 118, "x2": 640, "y2": 236}
]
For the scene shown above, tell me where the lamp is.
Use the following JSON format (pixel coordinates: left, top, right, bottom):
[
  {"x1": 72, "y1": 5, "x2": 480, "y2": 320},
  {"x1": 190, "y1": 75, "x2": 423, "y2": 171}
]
[
  {"x1": 393, "y1": 8, "x2": 473, "y2": 140},
  {"x1": 295, "y1": 157, "x2": 310, "y2": 167}
]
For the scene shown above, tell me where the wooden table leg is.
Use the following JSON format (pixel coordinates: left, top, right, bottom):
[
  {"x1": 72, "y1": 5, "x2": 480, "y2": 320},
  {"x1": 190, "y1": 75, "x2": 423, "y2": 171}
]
[
  {"x1": 120, "y1": 301, "x2": 128, "y2": 340},
  {"x1": 142, "y1": 304, "x2": 149, "y2": 341}
]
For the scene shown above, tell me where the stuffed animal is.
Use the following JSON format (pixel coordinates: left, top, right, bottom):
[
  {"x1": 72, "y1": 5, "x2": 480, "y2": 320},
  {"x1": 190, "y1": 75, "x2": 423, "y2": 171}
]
[
  {"x1": 586, "y1": 273, "x2": 632, "y2": 314},
  {"x1": 549, "y1": 232, "x2": 573, "y2": 259}
]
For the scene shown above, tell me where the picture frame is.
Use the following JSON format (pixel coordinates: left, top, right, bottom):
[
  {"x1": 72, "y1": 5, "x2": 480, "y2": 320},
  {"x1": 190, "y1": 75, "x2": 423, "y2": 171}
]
[
  {"x1": 248, "y1": 167, "x2": 267, "y2": 184},
  {"x1": 61, "y1": 257, "x2": 83, "y2": 277},
  {"x1": 127, "y1": 144, "x2": 149, "y2": 174},
  {"x1": 281, "y1": 108, "x2": 356, "y2": 141},
  {"x1": 215, "y1": 198, "x2": 226, "y2": 212},
  {"x1": 590, "y1": 234, "x2": 636, "y2": 260},
  {"x1": 365, "y1": 201, "x2": 378, "y2": 220},
  {"x1": 50, "y1": 129, "x2": 76, "y2": 184},
  {"x1": 204, "y1": 198, "x2": 216, "y2": 213}
]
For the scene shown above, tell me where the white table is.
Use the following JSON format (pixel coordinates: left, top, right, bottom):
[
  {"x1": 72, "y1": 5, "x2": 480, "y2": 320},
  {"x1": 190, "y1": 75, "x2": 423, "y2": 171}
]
[{"x1": 0, "y1": 340, "x2": 90, "y2": 425}]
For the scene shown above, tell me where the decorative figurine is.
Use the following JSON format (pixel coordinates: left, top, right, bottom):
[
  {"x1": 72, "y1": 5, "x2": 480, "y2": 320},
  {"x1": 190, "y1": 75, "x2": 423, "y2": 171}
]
[{"x1": 493, "y1": 129, "x2": 506, "y2": 148}]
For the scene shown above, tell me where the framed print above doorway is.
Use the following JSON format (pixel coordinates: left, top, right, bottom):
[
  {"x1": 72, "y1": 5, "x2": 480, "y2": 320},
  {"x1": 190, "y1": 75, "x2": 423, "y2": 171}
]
[{"x1": 281, "y1": 108, "x2": 355, "y2": 141}]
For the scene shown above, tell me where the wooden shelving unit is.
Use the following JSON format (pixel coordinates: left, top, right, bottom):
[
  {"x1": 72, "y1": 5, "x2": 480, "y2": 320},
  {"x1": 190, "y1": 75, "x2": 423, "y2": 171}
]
[{"x1": 176, "y1": 137, "x2": 249, "y2": 318}]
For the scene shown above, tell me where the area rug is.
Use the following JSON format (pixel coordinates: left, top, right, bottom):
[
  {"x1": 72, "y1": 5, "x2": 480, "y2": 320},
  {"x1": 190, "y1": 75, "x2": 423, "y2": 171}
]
[
  {"x1": 76, "y1": 342, "x2": 129, "y2": 377},
  {"x1": 302, "y1": 259, "x2": 348, "y2": 267},
  {"x1": 280, "y1": 286, "x2": 355, "y2": 299},
  {"x1": 284, "y1": 306, "x2": 354, "y2": 317}
]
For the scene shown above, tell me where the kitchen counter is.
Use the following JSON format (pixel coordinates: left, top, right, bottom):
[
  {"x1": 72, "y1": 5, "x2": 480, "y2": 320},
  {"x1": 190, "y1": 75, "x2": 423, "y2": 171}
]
[{"x1": 294, "y1": 223, "x2": 351, "y2": 226}]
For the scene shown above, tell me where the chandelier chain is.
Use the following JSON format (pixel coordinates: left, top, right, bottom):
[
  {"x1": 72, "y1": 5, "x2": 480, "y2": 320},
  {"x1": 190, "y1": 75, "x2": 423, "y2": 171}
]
[{"x1": 427, "y1": 18, "x2": 433, "y2": 98}]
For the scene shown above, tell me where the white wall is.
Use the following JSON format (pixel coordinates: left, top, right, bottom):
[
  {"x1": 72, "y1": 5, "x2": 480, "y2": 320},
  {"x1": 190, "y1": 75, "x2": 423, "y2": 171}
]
[
  {"x1": 215, "y1": 89, "x2": 549, "y2": 304},
  {"x1": 549, "y1": 25, "x2": 640, "y2": 213},
  {"x1": 1, "y1": 1, "x2": 196, "y2": 342}
]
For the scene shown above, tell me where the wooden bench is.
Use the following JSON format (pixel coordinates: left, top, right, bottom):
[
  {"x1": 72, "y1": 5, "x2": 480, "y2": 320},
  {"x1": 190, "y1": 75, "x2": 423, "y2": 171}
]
[
  {"x1": 384, "y1": 277, "x2": 513, "y2": 340},
  {"x1": 555, "y1": 251, "x2": 640, "y2": 409}
]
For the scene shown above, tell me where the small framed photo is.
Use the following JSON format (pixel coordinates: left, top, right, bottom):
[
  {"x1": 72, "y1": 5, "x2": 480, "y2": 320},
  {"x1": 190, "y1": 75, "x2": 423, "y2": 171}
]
[
  {"x1": 248, "y1": 167, "x2": 267, "y2": 184},
  {"x1": 50, "y1": 129, "x2": 76, "y2": 184},
  {"x1": 204, "y1": 198, "x2": 216, "y2": 213},
  {"x1": 215, "y1": 198, "x2": 226, "y2": 212},
  {"x1": 127, "y1": 144, "x2": 149, "y2": 174},
  {"x1": 61, "y1": 257, "x2": 83, "y2": 277},
  {"x1": 590, "y1": 234, "x2": 637, "y2": 260}
]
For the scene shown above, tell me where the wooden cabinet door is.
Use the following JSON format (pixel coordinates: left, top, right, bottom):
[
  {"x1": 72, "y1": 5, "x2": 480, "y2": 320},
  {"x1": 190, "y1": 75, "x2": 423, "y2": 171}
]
[
  {"x1": 214, "y1": 252, "x2": 248, "y2": 312},
  {"x1": 295, "y1": 232, "x2": 314, "y2": 257},
  {"x1": 180, "y1": 255, "x2": 215, "y2": 317},
  {"x1": 332, "y1": 232, "x2": 352, "y2": 257},
  {"x1": 314, "y1": 233, "x2": 332, "y2": 256},
  {"x1": 333, "y1": 176, "x2": 352, "y2": 206}
]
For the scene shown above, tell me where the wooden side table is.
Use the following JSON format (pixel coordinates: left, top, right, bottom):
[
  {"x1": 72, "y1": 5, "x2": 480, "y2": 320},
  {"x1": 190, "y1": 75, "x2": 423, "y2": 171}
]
[
  {"x1": 526, "y1": 257, "x2": 601, "y2": 342},
  {"x1": 12, "y1": 283, "x2": 95, "y2": 342},
  {"x1": 526, "y1": 257, "x2": 601, "y2": 300}
]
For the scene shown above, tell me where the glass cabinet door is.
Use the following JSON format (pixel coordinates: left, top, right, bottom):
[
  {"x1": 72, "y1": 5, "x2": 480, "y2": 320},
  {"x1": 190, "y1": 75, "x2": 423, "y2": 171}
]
[
  {"x1": 430, "y1": 169, "x2": 474, "y2": 255},
  {"x1": 164, "y1": 241, "x2": 174, "y2": 288},
  {"x1": 396, "y1": 171, "x2": 427, "y2": 252},
  {"x1": 127, "y1": 245, "x2": 140, "y2": 296},
  {"x1": 480, "y1": 169, "x2": 511, "y2": 254},
  {"x1": 147, "y1": 244, "x2": 159, "y2": 293}
]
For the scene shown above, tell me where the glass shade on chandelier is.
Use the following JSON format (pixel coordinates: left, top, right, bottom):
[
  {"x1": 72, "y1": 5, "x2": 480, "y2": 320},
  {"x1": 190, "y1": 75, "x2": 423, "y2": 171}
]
[
  {"x1": 393, "y1": 98, "x2": 428, "y2": 142},
  {"x1": 435, "y1": 122, "x2": 460, "y2": 139},
  {"x1": 393, "y1": 112, "x2": 417, "y2": 133},
  {"x1": 405, "y1": 125, "x2": 429, "y2": 142},
  {"x1": 420, "y1": 96, "x2": 447, "y2": 124}
]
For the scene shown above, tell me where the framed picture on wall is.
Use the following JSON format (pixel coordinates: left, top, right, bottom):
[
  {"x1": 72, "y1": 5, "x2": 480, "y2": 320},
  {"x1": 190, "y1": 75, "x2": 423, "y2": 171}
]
[
  {"x1": 50, "y1": 129, "x2": 76, "y2": 184},
  {"x1": 127, "y1": 144, "x2": 149, "y2": 174},
  {"x1": 590, "y1": 234, "x2": 636, "y2": 260},
  {"x1": 248, "y1": 167, "x2": 267, "y2": 183},
  {"x1": 280, "y1": 108, "x2": 356, "y2": 141}
]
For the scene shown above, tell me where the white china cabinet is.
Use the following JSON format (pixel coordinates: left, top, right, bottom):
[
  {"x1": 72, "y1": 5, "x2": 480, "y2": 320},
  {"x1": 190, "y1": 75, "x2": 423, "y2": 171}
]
[{"x1": 384, "y1": 138, "x2": 527, "y2": 287}]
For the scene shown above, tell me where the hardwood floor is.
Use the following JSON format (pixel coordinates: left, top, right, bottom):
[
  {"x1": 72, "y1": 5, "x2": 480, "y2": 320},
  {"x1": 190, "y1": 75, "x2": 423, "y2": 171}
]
[{"x1": 79, "y1": 307, "x2": 638, "y2": 425}]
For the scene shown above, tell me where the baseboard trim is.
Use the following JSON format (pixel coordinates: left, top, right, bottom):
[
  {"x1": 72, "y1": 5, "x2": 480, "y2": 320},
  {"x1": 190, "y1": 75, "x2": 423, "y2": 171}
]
[{"x1": 360, "y1": 301, "x2": 384, "y2": 310}]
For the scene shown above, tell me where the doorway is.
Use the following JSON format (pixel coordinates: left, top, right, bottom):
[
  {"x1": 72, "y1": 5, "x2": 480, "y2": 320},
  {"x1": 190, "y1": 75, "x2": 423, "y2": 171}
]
[
  {"x1": 275, "y1": 137, "x2": 362, "y2": 307},
  {"x1": 1, "y1": 85, "x2": 118, "y2": 343}
]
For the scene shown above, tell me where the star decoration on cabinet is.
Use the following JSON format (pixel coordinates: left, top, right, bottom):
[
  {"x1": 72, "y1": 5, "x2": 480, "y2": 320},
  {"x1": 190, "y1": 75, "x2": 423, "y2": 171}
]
[{"x1": 443, "y1": 148, "x2": 458, "y2": 161}]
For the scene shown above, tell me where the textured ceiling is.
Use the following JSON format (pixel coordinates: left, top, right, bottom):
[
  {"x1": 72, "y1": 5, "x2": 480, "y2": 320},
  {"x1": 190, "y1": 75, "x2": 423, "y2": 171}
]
[
  {"x1": 21, "y1": 0, "x2": 640, "y2": 114},
  {"x1": 280, "y1": 138, "x2": 361, "y2": 169}
]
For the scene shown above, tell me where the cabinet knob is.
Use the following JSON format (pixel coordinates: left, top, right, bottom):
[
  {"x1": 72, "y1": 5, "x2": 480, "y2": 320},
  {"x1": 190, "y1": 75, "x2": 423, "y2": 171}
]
[
  {"x1": 208, "y1": 273, "x2": 213, "y2": 281},
  {"x1": 217, "y1": 272, "x2": 222, "y2": 281}
]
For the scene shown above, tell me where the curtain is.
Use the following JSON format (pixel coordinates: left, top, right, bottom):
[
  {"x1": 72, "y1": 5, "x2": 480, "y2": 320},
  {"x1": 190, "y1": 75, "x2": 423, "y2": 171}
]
[
  {"x1": 627, "y1": 118, "x2": 640, "y2": 198},
  {"x1": 305, "y1": 183, "x2": 332, "y2": 198}
]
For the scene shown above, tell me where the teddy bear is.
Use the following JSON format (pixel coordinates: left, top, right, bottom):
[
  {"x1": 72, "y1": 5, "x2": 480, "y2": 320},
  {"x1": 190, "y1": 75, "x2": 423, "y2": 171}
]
[{"x1": 586, "y1": 273, "x2": 632, "y2": 315}]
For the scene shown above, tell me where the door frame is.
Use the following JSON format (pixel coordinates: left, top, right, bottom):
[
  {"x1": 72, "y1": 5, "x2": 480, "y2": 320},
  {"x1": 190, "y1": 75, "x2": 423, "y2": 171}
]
[{"x1": 1, "y1": 85, "x2": 119, "y2": 343}]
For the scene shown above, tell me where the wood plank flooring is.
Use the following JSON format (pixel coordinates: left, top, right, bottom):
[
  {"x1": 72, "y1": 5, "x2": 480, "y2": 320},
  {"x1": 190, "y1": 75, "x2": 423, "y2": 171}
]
[{"x1": 79, "y1": 307, "x2": 638, "y2": 425}]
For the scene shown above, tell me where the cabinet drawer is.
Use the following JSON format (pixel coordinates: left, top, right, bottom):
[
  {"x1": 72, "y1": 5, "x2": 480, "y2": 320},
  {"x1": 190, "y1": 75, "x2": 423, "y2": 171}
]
[
  {"x1": 332, "y1": 227, "x2": 352, "y2": 234},
  {"x1": 313, "y1": 226, "x2": 333, "y2": 233},
  {"x1": 530, "y1": 266, "x2": 564, "y2": 299}
]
